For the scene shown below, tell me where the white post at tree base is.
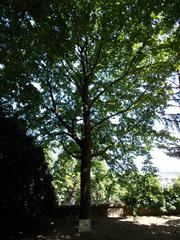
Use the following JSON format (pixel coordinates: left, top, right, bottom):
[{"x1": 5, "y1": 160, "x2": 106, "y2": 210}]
[{"x1": 79, "y1": 219, "x2": 91, "y2": 233}]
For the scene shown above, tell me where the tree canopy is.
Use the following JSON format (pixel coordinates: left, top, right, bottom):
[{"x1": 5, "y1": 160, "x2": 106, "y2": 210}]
[{"x1": 0, "y1": 0, "x2": 179, "y2": 231}]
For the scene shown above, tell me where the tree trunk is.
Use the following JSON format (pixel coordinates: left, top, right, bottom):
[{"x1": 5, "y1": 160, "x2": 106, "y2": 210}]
[
  {"x1": 79, "y1": 140, "x2": 91, "y2": 232},
  {"x1": 79, "y1": 84, "x2": 92, "y2": 232},
  {"x1": 80, "y1": 141, "x2": 91, "y2": 220}
]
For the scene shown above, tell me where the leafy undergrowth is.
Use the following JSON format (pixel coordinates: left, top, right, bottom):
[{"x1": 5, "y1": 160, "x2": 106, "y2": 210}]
[{"x1": 7, "y1": 216, "x2": 180, "y2": 240}]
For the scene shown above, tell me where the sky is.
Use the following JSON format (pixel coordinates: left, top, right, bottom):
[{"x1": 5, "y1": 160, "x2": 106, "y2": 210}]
[
  {"x1": 151, "y1": 148, "x2": 180, "y2": 173},
  {"x1": 135, "y1": 123, "x2": 180, "y2": 173},
  {"x1": 144, "y1": 85, "x2": 180, "y2": 174},
  {"x1": 134, "y1": 148, "x2": 180, "y2": 173},
  {"x1": 134, "y1": 116, "x2": 180, "y2": 173}
]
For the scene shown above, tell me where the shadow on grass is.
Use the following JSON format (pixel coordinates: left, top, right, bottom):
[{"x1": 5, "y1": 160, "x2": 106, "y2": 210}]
[
  {"x1": 6, "y1": 217, "x2": 180, "y2": 240},
  {"x1": 86, "y1": 217, "x2": 180, "y2": 240},
  {"x1": 165, "y1": 218, "x2": 180, "y2": 227}
]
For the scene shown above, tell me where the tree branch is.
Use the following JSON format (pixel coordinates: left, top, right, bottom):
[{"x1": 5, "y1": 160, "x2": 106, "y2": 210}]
[
  {"x1": 88, "y1": 38, "x2": 103, "y2": 77},
  {"x1": 43, "y1": 104, "x2": 81, "y2": 145},
  {"x1": 43, "y1": 74, "x2": 81, "y2": 145},
  {"x1": 92, "y1": 145, "x2": 111, "y2": 158},
  {"x1": 90, "y1": 42, "x2": 146, "y2": 107},
  {"x1": 41, "y1": 124, "x2": 72, "y2": 139},
  {"x1": 60, "y1": 140, "x2": 81, "y2": 159},
  {"x1": 91, "y1": 87, "x2": 149, "y2": 129},
  {"x1": 62, "y1": 61, "x2": 82, "y2": 90},
  {"x1": 78, "y1": 44, "x2": 87, "y2": 80},
  {"x1": 63, "y1": 57, "x2": 83, "y2": 83}
]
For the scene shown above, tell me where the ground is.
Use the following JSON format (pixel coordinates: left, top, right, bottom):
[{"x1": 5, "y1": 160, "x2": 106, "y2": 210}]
[{"x1": 9, "y1": 216, "x2": 180, "y2": 240}]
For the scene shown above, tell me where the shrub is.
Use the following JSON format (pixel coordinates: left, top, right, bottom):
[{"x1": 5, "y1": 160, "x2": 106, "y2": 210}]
[
  {"x1": 0, "y1": 110, "x2": 57, "y2": 235},
  {"x1": 122, "y1": 171, "x2": 164, "y2": 215}
]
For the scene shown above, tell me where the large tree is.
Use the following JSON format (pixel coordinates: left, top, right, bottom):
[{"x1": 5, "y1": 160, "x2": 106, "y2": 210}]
[{"x1": 0, "y1": 0, "x2": 179, "y2": 232}]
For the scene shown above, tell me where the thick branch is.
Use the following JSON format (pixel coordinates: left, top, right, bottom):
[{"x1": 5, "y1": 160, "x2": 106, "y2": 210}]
[
  {"x1": 61, "y1": 140, "x2": 81, "y2": 159},
  {"x1": 92, "y1": 121, "x2": 143, "y2": 158},
  {"x1": 90, "y1": 42, "x2": 146, "y2": 107},
  {"x1": 43, "y1": 104, "x2": 81, "y2": 145},
  {"x1": 40, "y1": 121, "x2": 71, "y2": 138},
  {"x1": 88, "y1": 38, "x2": 103, "y2": 77},
  {"x1": 45, "y1": 77, "x2": 57, "y2": 110},
  {"x1": 96, "y1": 60, "x2": 169, "y2": 73},
  {"x1": 62, "y1": 61, "x2": 82, "y2": 90},
  {"x1": 77, "y1": 38, "x2": 103, "y2": 84},
  {"x1": 64, "y1": 57, "x2": 83, "y2": 80},
  {"x1": 91, "y1": 88, "x2": 148, "y2": 129},
  {"x1": 78, "y1": 44, "x2": 87, "y2": 79},
  {"x1": 92, "y1": 145, "x2": 111, "y2": 158},
  {"x1": 43, "y1": 76, "x2": 81, "y2": 145}
]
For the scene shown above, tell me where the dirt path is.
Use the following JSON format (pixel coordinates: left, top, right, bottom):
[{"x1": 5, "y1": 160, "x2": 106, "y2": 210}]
[{"x1": 9, "y1": 216, "x2": 180, "y2": 240}]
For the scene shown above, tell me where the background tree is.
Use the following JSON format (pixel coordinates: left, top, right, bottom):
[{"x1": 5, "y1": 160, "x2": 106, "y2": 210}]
[
  {"x1": 0, "y1": 108, "x2": 57, "y2": 236},
  {"x1": 167, "y1": 146, "x2": 180, "y2": 158},
  {"x1": 0, "y1": 0, "x2": 179, "y2": 231},
  {"x1": 122, "y1": 171, "x2": 164, "y2": 216},
  {"x1": 141, "y1": 153, "x2": 159, "y2": 176},
  {"x1": 161, "y1": 70, "x2": 180, "y2": 158},
  {"x1": 161, "y1": 71, "x2": 180, "y2": 129},
  {"x1": 173, "y1": 176, "x2": 180, "y2": 190},
  {"x1": 162, "y1": 176, "x2": 180, "y2": 212},
  {"x1": 52, "y1": 156, "x2": 126, "y2": 205},
  {"x1": 52, "y1": 153, "x2": 80, "y2": 205}
]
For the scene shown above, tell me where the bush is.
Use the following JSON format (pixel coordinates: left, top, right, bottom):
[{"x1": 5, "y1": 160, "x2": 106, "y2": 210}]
[
  {"x1": 0, "y1": 110, "x2": 57, "y2": 235},
  {"x1": 162, "y1": 177, "x2": 180, "y2": 212},
  {"x1": 122, "y1": 171, "x2": 164, "y2": 215}
]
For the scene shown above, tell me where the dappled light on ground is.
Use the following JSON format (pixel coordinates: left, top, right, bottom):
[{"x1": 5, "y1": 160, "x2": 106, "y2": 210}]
[
  {"x1": 118, "y1": 215, "x2": 180, "y2": 226},
  {"x1": 8, "y1": 216, "x2": 180, "y2": 240}
]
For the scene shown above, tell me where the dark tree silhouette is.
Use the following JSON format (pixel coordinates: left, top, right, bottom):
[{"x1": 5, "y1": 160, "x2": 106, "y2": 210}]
[
  {"x1": 167, "y1": 147, "x2": 180, "y2": 158},
  {"x1": 0, "y1": 108, "x2": 57, "y2": 236}
]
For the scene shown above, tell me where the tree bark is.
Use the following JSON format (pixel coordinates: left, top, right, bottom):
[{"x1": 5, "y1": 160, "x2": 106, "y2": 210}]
[
  {"x1": 79, "y1": 83, "x2": 92, "y2": 232},
  {"x1": 80, "y1": 138, "x2": 91, "y2": 220}
]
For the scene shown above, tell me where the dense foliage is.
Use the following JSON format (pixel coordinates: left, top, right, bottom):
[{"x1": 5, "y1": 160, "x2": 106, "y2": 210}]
[
  {"x1": 162, "y1": 177, "x2": 180, "y2": 212},
  {"x1": 0, "y1": 109, "x2": 57, "y2": 235},
  {"x1": 0, "y1": 0, "x2": 179, "y2": 225},
  {"x1": 52, "y1": 156, "x2": 125, "y2": 205},
  {"x1": 122, "y1": 172, "x2": 164, "y2": 215},
  {"x1": 52, "y1": 155, "x2": 180, "y2": 215}
]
